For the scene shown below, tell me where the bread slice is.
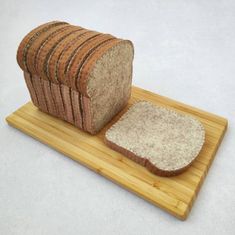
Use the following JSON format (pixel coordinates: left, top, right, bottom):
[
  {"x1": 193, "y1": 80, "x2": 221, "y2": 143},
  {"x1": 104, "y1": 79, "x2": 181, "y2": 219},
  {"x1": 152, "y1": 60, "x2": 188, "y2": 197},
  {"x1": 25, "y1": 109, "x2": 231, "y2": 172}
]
[
  {"x1": 67, "y1": 34, "x2": 115, "y2": 90},
  {"x1": 29, "y1": 73, "x2": 48, "y2": 113},
  {"x1": 23, "y1": 72, "x2": 39, "y2": 107},
  {"x1": 17, "y1": 21, "x2": 67, "y2": 71},
  {"x1": 47, "y1": 29, "x2": 86, "y2": 83},
  {"x1": 81, "y1": 39, "x2": 134, "y2": 133},
  {"x1": 35, "y1": 25, "x2": 78, "y2": 80},
  {"x1": 56, "y1": 31, "x2": 100, "y2": 84},
  {"x1": 104, "y1": 101, "x2": 205, "y2": 176},
  {"x1": 26, "y1": 24, "x2": 70, "y2": 75}
]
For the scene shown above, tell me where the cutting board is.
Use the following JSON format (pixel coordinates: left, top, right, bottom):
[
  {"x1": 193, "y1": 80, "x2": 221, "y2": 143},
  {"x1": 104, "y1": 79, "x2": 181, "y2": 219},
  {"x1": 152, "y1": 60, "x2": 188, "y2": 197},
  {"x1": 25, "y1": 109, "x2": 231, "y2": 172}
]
[{"x1": 6, "y1": 86, "x2": 227, "y2": 220}]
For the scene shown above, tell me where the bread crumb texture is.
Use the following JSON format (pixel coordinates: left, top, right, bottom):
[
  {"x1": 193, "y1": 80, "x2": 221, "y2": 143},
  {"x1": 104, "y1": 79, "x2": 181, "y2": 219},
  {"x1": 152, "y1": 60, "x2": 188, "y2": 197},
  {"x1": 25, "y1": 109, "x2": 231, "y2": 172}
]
[
  {"x1": 88, "y1": 41, "x2": 133, "y2": 131},
  {"x1": 105, "y1": 101, "x2": 205, "y2": 171}
]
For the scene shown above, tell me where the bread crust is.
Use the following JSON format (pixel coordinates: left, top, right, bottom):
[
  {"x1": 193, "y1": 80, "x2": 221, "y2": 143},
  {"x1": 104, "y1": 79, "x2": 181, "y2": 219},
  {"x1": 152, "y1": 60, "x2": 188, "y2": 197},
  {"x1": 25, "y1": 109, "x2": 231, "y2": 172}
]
[
  {"x1": 104, "y1": 136, "x2": 196, "y2": 177},
  {"x1": 47, "y1": 28, "x2": 86, "y2": 83},
  {"x1": 26, "y1": 24, "x2": 70, "y2": 75},
  {"x1": 42, "y1": 79, "x2": 58, "y2": 116},
  {"x1": 35, "y1": 25, "x2": 79, "y2": 80},
  {"x1": 60, "y1": 85, "x2": 74, "y2": 124},
  {"x1": 81, "y1": 96, "x2": 93, "y2": 133},
  {"x1": 56, "y1": 31, "x2": 100, "y2": 84},
  {"x1": 67, "y1": 34, "x2": 115, "y2": 90},
  {"x1": 17, "y1": 21, "x2": 67, "y2": 71},
  {"x1": 30, "y1": 74, "x2": 48, "y2": 113}
]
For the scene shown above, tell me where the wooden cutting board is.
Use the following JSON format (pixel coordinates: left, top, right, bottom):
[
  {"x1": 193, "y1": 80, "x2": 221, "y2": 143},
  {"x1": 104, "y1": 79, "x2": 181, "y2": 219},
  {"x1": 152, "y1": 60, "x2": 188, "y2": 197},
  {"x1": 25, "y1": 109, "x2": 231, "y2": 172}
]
[{"x1": 6, "y1": 86, "x2": 227, "y2": 220}]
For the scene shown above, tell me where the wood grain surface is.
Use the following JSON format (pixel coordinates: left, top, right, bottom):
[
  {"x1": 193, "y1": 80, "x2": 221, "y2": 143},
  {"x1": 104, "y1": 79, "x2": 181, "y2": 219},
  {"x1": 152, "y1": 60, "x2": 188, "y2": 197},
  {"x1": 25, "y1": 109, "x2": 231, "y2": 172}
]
[{"x1": 6, "y1": 86, "x2": 227, "y2": 220}]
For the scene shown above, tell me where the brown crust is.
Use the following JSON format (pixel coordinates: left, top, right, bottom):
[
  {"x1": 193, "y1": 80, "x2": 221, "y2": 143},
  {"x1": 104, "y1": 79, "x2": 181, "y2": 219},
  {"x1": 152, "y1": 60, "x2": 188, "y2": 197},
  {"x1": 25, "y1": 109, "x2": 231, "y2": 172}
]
[
  {"x1": 35, "y1": 25, "x2": 78, "y2": 80},
  {"x1": 42, "y1": 79, "x2": 58, "y2": 116},
  {"x1": 60, "y1": 85, "x2": 74, "y2": 124},
  {"x1": 78, "y1": 39, "x2": 130, "y2": 97},
  {"x1": 23, "y1": 72, "x2": 39, "y2": 106},
  {"x1": 81, "y1": 96, "x2": 92, "y2": 133},
  {"x1": 68, "y1": 34, "x2": 115, "y2": 90},
  {"x1": 47, "y1": 28, "x2": 86, "y2": 83},
  {"x1": 30, "y1": 75, "x2": 48, "y2": 113},
  {"x1": 50, "y1": 83, "x2": 65, "y2": 119},
  {"x1": 104, "y1": 137, "x2": 195, "y2": 177},
  {"x1": 17, "y1": 21, "x2": 67, "y2": 71},
  {"x1": 56, "y1": 31, "x2": 100, "y2": 85},
  {"x1": 35, "y1": 25, "x2": 74, "y2": 77},
  {"x1": 71, "y1": 90, "x2": 83, "y2": 129},
  {"x1": 26, "y1": 25, "x2": 69, "y2": 74}
]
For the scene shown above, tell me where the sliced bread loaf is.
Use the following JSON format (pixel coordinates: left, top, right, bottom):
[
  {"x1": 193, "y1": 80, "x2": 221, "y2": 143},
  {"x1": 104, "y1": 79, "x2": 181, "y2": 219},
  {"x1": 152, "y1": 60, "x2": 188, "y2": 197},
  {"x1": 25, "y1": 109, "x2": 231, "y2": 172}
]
[
  {"x1": 105, "y1": 101, "x2": 205, "y2": 176},
  {"x1": 17, "y1": 21, "x2": 134, "y2": 134}
]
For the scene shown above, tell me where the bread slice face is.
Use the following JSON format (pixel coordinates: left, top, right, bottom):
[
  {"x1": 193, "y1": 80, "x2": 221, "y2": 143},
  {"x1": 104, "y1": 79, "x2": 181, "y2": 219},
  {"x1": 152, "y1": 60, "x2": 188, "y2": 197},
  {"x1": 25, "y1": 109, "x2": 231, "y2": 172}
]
[
  {"x1": 105, "y1": 101, "x2": 205, "y2": 176},
  {"x1": 83, "y1": 40, "x2": 134, "y2": 133}
]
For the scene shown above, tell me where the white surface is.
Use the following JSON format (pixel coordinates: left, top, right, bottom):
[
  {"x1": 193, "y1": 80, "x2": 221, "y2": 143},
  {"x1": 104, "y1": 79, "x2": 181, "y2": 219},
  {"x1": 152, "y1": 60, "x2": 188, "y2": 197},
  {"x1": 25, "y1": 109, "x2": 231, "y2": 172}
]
[{"x1": 0, "y1": 0, "x2": 234, "y2": 234}]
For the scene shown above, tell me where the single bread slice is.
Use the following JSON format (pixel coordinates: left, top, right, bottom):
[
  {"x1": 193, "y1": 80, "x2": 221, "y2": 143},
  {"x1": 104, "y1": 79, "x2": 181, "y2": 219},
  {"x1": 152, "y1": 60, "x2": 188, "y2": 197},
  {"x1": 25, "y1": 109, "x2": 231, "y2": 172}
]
[
  {"x1": 82, "y1": 39, "x2": 134, "y2": 133},
  {"x1": 104, "y1": 101, "x2": 205, "y2": 176}
]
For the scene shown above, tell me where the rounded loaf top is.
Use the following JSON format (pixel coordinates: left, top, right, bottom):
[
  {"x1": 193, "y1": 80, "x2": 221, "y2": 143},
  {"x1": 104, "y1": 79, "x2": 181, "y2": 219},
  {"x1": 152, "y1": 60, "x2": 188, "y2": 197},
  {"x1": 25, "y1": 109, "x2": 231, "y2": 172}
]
[{"x1": 16, "y1": 21, "x2": 134, "y2": 96}]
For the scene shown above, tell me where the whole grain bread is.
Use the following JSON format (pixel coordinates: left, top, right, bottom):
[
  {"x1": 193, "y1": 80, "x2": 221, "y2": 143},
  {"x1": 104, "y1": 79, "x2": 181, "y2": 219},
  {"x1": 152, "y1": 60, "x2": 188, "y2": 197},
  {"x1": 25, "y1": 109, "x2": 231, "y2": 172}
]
[
  {"x1": 26, "y1": 24, "x2": 70, "y2": 75},
  {"x1": 17, "y1": 21, "x2": 68, "y2": 71},
  {"x1": 105, "y1": 101, "x2": 205, "y2": 176},
  {"x1": 56, "y1": 31, "x2": 100, "y2": 85},
  {"x1": 35, "y1": 25, "x2": 79, "y2": 80},
  {"x1": 82, "y1": 39, "x2": 134, "y2": 133},
  {"x1": 47, "y1": 29, "x2": 86, "y2": 83},
  {"x1": 17, "y1": 21, "x2": 134, "y2": 134}
]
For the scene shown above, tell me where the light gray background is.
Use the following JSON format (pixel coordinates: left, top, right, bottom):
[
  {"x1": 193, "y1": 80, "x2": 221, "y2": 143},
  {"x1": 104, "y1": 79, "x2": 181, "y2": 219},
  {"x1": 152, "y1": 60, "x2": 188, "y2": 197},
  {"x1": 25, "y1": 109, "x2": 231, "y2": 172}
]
[{"x1": 1, "y1": 0, "x2": 235, "y2": 234}]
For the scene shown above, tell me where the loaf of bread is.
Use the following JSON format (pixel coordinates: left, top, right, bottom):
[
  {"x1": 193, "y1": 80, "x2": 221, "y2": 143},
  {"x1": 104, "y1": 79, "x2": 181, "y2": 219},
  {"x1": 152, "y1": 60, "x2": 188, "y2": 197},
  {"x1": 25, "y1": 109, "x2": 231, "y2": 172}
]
[
  {"x1": 105, "y1": 101, "x2": 205, "y2": 176},
  {"x1": 17, "y1": 21, "x2": 134, "y2": 134}
]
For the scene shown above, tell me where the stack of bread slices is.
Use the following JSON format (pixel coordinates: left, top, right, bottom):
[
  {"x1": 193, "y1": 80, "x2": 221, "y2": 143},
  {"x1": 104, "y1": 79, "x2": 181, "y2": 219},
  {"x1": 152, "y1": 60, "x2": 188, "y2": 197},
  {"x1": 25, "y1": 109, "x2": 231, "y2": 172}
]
[{"x1": 17, "y1": 21, "x2": 134, "y2": 134}]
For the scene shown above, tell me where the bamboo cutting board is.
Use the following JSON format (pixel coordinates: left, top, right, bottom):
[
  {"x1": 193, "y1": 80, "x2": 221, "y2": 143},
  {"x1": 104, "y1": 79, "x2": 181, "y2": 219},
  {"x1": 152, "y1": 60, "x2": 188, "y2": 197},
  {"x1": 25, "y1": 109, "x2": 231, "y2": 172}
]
[{"x1": 6, "y1": 86, "x2": 227, "y2": 220}]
